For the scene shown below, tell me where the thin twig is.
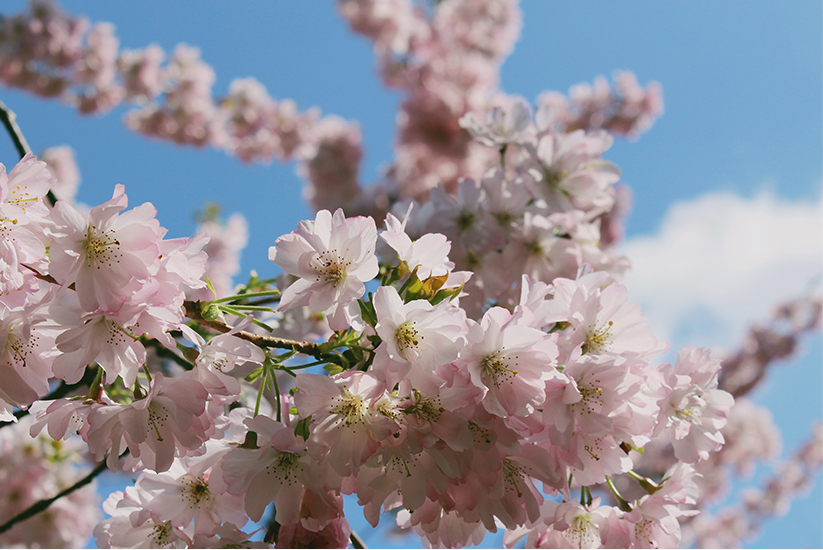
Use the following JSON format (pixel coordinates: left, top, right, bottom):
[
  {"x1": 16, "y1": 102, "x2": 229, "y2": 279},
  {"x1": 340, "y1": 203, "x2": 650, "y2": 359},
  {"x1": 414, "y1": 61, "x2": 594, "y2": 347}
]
[
  {"x1": 184, "y1": 300, "x2": 325, "y2": 360},
  {"x1": 0, "y1": 98, "x2": 32, "y2": 157},
  {"x1": 350, "y1": 530, "x2": 367, "y2": 549},
  {"x1": 0, "y1": 451, "x2": 125, "y2": 534},
  {"x1": 0, "y1": 98, "x2": 57, "y2": 205},
  {"x1": 0, "y1": 367, "x2": 98, "y2": 429},
  {"x1": 143, "y1": 338, "x2": 192, "y2": 371}
]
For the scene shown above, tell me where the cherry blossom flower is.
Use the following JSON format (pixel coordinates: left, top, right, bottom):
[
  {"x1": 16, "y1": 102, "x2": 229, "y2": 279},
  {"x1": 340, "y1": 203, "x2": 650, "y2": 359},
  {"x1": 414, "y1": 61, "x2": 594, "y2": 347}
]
[
  {"x1": 657, "y1": 346, "x2": 735, "y2": 463},
  {"x1": 459, "y1": 98, "x2": 533, "y2": 148},
  {"x1": 48, "y1": 184, "x2": 165, "y2": 313},
  {"x1": 85, "y1": 373, "x2": 213, "y2": 472},
  {"x1": 380, "y1": 207, "x2": 454, "y2": 280},
  {"x1": 269, "y1": 208, "x2": 378, "y2": 330},
  {"x1": 221, "y1": 414, "x2": 322, "y2": 524},
  {"x1": 372, "y1": 285, "x2": 467, "y2": 392},
  {"x1": 294, "y1": 371, "x2": 400, "y2": 477},
  {"x1": 457, "y1": 306, "x2": 559, "y2": 418}
]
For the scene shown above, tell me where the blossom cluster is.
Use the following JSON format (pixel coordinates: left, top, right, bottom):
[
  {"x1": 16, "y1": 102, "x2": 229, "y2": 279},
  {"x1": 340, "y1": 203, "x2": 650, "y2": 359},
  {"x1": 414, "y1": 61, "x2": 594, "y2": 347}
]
[
  {"x1": 2, "y1": 1, "x2": 814, "y2": 549},
  {"x1": 0, "y1": 132, "x2": 734, "y2": 547},
  {"x1": 0, "y1": 0, "x2": 353, "y2": 164}
]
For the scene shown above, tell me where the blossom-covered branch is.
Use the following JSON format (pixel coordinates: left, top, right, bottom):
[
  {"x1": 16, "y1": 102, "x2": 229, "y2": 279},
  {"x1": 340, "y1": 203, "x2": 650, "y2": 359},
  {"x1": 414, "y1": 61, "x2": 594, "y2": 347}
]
[
  {"x1": 688, "y1": 423, "x2": 823, "y2": 548},
  {"x1": 719, "y1": 290, "x2": 822, "y2": 398},
  {"x1": 0, "y1": 452, "x2": 118, "y2": 535}
]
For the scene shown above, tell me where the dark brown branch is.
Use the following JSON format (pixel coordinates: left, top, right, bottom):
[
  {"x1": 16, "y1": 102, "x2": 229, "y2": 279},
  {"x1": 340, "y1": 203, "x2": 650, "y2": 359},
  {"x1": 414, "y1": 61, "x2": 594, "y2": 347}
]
[
  {"x1": 0, "y1": 367, "x2": 98, "y2": 429},
  {"x1": 350, "y1": 530, "x2": 367, "y2": 549},
  {"x1": 0, "y1": 98, "x2": 32, "y2": 158},
  {"x1": 143, "y1": 338, "x2": 193, "y2": 371},
  {"x1": 184, "y1": 300, "x2": 325, "y2": 360},
  {"x1": 0, "y1": 98, "x2": 57, "y2": 206},
  {"x1": 0, "y1": 451, "x2": 126, "y2": 534}
]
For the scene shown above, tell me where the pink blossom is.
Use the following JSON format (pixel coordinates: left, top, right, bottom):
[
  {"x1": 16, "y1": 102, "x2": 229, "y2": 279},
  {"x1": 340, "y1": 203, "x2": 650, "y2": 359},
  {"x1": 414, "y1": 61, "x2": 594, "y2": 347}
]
[
  {"x1": 94, "y1": 485, "x2": 192, "y2": 548},
  {"x1": 40, "y1": 145, "x2": 80, "y2": 202},
  {"x1": 48, "y1": 184, "x2": 165, "y2": 313},
  {"x1": 135, "y1": 456, "x2": 248, "y2": 537},
  {"x1": 657, "y1": 346, "x2": 735, "y2": 463},
  {"x1": 270, "y1": 208, "x2": 378, "y2": 330},
  {"x1": 221, "y1": 414, "x2": 323, "y2": 524},
  {"x1": 53, "y1": 307, "x2": 147, "y2": 386},
  {"x1": 380, "y1": 207, "x2": 454, "y2": 280},
  {"x1": 459, "y1": 97, "x2": 533, "y2": 148},
  {"x1": 85, "y1": 373, "x2": 213, "y2": 472},
  {"x1": 180, "y1": 317, "x2": 264, "y2": 399},
  {"x1": 457, "y1": 306, "x2": 559, "y2": 417},
  {"x1": 294, "y1": 371, "x2": 400, "y2": 477},
  {"x1": 372, "y1": 285, "x2": 467, "y2": 393}
]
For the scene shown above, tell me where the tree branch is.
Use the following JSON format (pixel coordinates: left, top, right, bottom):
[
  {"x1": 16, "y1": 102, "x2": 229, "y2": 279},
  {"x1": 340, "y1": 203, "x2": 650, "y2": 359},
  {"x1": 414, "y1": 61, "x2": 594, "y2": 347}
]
[
  {"x1": 0, "y1": 98, "x2": 32, "y2": 158},
  {"x1": 0, "y1": 98, "x2": 57, "y2": 205},
  {"x1": 350, "y1": 530, "x2": 367, "y2": 549},
  {"x1": 0, "y1": 367, "x2": 98, "y2": 429},
  {"x1": 184, "y1": 300, "x2": 326, "y2": 360},
  {"x1": 0, "y1": 451, "x2": 125, "y2": 534}
]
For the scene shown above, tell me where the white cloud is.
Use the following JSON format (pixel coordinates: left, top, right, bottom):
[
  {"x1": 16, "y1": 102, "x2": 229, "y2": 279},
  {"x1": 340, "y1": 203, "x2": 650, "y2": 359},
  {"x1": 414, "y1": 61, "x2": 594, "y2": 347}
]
[{"x1": 619, "y1": 190, "x2": 822, "y2": 358}]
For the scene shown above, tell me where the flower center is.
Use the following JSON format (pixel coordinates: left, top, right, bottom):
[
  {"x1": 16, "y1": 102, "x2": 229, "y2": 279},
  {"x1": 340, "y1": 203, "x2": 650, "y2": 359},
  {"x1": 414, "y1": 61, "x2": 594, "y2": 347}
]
[
  {"x1": 569, "y1": 512, "x2": 600, "y2": 548},
  {"x1": 543, "y1": 167, "x2": 568, "y2": 189},
  {"x1": 480, "y1": 352, "x2": 518, "y2": 388},
  {"x1": 573, "y1": 379, "x2": 604, "y2": 416},
  {"x1": 404, "y1": 391, "x2": 444, "y2": 423},
  {"x1": 502, "y1": 458, "x2": 525, "y2": 497},
  {"x1": 674, "y1": 385, "x2": 706, "y2": 424},
  {"x1": 151, "y1": 522, "x2": 172, "y2": 546},
  {"x1": 3, "y1": 331, "x2": 27, "y2": 368},
  {"x1": 182, "y1": 474, "x2": 211, "y2": 507},
  {"x1": 395, "y1": 321, "x2": 421, "y2": 357},
  {"x1": 6, "y1": 185, "x2": 39, "y2": 209},
  {"x1": 331, "y1": 390, "x2": 369, "y2": 428},
  {"x1": 311, "y1": 249, "x2": 349, "y2": 286},
  {"x1": 583, "y1": 320, "x2": 613, "y2": 354},
  {"x1": 83, "y1": 225, "x2": 121, "y2": 268},
  {"x1": 271, "y1": 451, "x2": 302, "y2": 484}
]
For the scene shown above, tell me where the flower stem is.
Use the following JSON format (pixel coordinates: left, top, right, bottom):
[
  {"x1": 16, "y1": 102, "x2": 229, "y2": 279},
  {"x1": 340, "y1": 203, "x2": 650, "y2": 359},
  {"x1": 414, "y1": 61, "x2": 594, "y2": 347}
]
[
  {"x1": 209, "y1": 290, "x2": 280, "y2": 304},
  {"x1": 606, "y1": 476, "x2": 633, "y2": 512}
]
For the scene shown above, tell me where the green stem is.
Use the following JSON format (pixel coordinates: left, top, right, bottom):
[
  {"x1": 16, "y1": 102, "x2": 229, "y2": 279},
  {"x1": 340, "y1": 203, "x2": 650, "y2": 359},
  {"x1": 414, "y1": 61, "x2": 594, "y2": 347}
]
[
  {"x1": 282, "y1": 360, "x2": 326, "y2": 370},
  {"x1": 218, "y1": 305, "x2": 275, "y2": 332},
  {"x1": 605, "y1": 476, "x2": 633, "y2": 512},
  {"x1": 86, "y1": 366, "x2": 105, "y2": 401},
  {"x1": 0, "y1": 98, "x2": 31, "y2": 158},
  {"x1": 397, "y1": 272, "x2": 417, "y2": 297},
  {"x1": 210, "y1": 290, "x2": 280, "y2": 304},
  {"x1": 272, "y1": 370, "x2": 281, "y2": 423},
  {"x1": 184, "y1": 300, "x2": 324, "y2": 359},
  {"x1": 627, "y1": 470, "x2": 660, "y2": 495},
  {"x1": 580, "y1": 485, "x2": 592, "y2": 507},
  {"x1": 254, "y1": 368, "x2": 268, "y2": 418},
  {"x1": 222, "y1": 305, "x2": 274, "y2": 312}
]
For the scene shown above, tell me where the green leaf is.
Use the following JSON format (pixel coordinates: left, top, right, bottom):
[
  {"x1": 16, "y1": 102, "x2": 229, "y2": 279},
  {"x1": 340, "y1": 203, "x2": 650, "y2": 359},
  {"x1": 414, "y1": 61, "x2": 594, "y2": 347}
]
[
  {"x1": 294, "y1": 416, "x2": 312, "y2": 440},
  {"x1": 323, "y1": 363, "x2": 344, "y2": 375}
]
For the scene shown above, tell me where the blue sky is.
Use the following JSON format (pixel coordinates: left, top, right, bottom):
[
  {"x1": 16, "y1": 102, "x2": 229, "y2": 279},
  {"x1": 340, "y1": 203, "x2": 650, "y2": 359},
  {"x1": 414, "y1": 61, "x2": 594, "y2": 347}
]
[{"x1": 2, "y1": 1, "x2": 821, "y2": 548}]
